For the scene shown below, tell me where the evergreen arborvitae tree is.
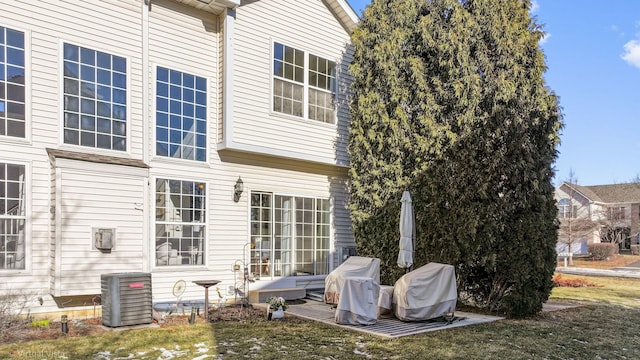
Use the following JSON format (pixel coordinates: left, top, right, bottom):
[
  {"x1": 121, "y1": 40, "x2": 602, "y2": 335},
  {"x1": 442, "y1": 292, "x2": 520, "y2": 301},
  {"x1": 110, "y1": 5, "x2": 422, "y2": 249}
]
[{"x1": 348, "y1": 0, "x2": 563, "y2": 317}]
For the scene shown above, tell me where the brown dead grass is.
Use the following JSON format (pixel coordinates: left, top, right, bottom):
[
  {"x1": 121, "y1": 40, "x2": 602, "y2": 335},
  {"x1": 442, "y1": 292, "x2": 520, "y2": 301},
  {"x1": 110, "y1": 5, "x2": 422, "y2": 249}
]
[
  {"x1": 557, "y1": 254, "x2": 640, "y2": 269},
  {"x1": 0, "y1": 304, "x2": 270, "y2": 345}
]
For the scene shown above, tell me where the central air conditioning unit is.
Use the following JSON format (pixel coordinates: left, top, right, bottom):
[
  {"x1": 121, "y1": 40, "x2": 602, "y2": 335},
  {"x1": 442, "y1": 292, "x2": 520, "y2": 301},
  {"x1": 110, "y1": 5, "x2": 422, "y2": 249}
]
[{"x1": 101, "y1": 272, "x2": 153, "y2": 327}]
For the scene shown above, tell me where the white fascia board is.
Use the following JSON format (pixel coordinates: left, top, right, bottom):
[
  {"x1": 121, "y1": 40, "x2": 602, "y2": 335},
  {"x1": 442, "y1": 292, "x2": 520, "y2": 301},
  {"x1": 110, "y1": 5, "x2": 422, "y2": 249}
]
[
  {"x1": 215, "y1": 0, "x2": 240, "y2": 7},
  {"x1": 324, "y1": 0, "x2": 360, "y2": 32},
  {"x1": 217, "y1": 141, "x2": 349, "y2": 168},
  {"x1": 54, "y1": 158, "x2": 149, "y2": 178},
  {"x1": 333, "y1": 0, "x2": 359, "y2": 24}
]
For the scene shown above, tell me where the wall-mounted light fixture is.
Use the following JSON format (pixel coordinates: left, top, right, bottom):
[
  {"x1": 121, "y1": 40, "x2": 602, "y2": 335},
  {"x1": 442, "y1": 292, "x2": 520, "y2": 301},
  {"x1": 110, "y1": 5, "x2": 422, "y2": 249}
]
[{"x1": 233, "y1": 176, "x2": 244, "y2": 202}]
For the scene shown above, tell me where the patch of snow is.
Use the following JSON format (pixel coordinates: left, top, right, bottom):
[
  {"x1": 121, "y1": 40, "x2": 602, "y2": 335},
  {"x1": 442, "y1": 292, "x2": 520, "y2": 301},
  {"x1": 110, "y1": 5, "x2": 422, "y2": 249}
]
[
  {"x1": 219, "y1": 342, "x2": 238, "y2": 346},
  {"x1": 353, "y1": 348, "x2": 372, "y2": 359},
  {"x1": 153, "y1": 346, "x2": 189, "y2": 360},
  {"x1": 113, "y1": 354, "x2": 135, "y2": 359},
  {"x1": 196, "y1": 346, "x2": 210, "y2": 353},
  {"x1": 94, "y1": 351, "x2": 111, "y2": 360}
]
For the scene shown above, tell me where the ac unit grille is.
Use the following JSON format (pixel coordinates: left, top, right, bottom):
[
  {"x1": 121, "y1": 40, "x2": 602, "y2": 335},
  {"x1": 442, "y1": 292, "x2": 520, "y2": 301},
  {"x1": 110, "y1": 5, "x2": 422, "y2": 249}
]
[{"x1": 101, "y1": 272, "x2": 153, "y2": 327}]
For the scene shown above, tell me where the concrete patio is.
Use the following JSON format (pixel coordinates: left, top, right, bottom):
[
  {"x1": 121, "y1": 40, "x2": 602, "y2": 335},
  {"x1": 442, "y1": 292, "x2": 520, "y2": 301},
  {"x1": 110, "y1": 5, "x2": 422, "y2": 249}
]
[{"x1": 277, "y1": 299, "x2": 579, "y2": 339}]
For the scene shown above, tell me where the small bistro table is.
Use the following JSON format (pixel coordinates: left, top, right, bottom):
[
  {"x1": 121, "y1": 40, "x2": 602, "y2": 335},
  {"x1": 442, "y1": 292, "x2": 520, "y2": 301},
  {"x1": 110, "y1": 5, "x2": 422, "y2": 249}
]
[{"x1": 192, "y1": 280, "x2": 221, "y2": 321}]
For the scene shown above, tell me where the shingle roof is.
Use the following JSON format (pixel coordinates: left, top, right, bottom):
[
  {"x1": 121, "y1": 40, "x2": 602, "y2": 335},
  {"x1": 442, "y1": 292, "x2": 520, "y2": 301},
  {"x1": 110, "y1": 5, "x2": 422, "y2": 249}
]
[
  {"x1": 563, "y1": 182, "x2": 640, "y2": 204},
  {"x1": 46, "y1": 148, "x2": 149, "y2": 169}
]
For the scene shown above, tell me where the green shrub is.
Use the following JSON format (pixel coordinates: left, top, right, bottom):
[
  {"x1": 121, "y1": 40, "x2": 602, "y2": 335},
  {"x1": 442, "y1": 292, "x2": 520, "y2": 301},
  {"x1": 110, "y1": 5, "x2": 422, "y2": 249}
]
[
  {"x1": 28, "y1": 319, "x2": 50, "y2": 327},
  {"x1": 588, "y1": 243, "x2": 618, "y2": 260}
]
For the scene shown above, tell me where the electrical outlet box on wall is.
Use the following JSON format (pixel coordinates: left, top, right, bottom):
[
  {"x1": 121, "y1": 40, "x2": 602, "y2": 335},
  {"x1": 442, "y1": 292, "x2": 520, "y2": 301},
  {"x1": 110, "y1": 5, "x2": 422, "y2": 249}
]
[{"x1": 93, "y1": 228, "x2": 116, "y2": 252}]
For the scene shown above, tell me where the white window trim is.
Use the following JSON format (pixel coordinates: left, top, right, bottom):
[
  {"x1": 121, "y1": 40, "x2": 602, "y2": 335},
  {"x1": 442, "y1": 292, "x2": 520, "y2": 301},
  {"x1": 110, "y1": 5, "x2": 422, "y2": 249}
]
[
  {"x1": 0, "y1": 22, "x2": 31, "y2": 144},
  {"x1": 57, "y1": 39, "x2": 132, "y2": 155},
  {"x1": 269, "y1": 39, "x2": 338, "y2": 127},
  {"x1": 0, "y1": 159, "x2": 30, "y2": 274},
  {"x1": 248, "y1": 189, "x2": 332, "y2": 279},
  {"x1": 150, "y1": 63, "x2": 212, "y2": 165},
  {"x1": 151, "y1": 175, "x2": 209, "y2": 270}
]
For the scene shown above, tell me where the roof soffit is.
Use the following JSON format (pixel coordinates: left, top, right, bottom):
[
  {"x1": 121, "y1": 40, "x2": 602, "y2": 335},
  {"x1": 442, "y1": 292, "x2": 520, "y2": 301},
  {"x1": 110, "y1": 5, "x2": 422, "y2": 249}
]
[
  {"x1": 322, "y1": 0, "x2": 360, "y2": 33},
  {"x1": 169, "y1": 0, "x2": 240, "y2": 14}
]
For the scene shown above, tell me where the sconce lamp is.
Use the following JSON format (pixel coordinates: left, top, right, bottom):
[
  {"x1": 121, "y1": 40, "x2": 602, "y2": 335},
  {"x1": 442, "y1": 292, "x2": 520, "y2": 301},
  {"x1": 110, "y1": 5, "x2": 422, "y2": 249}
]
[{"x1": 233, "y1": 176, "x2": 244, "y2": 202}]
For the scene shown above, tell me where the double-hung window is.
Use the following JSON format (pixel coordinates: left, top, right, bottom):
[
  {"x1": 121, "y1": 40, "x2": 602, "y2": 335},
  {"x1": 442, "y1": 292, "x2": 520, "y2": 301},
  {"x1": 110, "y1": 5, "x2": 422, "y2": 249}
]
[
  {"x1": 63, "y1": 43, "x2": 127, "y2": 151},
  {"x1": 155, "y1": 67, "x2": 207, "y2": 161},
  {"x1": 608, "y1": 207, "x2": 625, "y2": 221},
  {"x1": 0, "y1": 26, "x2": 25, "y2": 138},
  {"x1": 557, "y1": 198, "x2": 576, "y2": 219},
  {"x1": 250, "y1": 191, "x2": 330, "y2": 278},
  {"x1": 0, "y1": 162, "x2": 25, "y2": 270},
  {"x1": 155, "y1": 179, "x2": 206, "y2": 266},
  {"x1": 272, "y1": 42, "x2": 336, "y2": 124}
]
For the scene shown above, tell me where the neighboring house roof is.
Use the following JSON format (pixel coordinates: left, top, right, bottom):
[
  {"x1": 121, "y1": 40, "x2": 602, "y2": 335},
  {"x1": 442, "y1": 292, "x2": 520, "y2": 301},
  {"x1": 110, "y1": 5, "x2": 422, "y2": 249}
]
[{"x1": 561, "y1": 182, "x2": 640, "y2": 204}]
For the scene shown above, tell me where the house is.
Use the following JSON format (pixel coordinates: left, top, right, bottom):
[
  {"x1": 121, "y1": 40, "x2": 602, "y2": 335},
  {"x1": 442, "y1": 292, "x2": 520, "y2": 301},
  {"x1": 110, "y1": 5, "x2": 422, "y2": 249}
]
[
  {"x1": 0, "y1": 0, "x2": 359, "y2": 317},
  {"x1": 555, "y1": 182, "x2": 640, "y2": 255}
]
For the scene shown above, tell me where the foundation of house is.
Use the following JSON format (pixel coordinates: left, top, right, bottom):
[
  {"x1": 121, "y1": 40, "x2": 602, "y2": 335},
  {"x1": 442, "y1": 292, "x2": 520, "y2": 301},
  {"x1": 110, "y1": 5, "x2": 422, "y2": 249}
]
[{"x1": 248, "y1": 288, "x2": 306, "y2": 304}]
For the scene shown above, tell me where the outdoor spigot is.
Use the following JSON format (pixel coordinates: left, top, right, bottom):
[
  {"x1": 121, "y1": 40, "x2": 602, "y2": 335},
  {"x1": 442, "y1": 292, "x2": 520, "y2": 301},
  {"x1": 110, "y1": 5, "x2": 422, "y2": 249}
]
[
  {"x1": 189, "y1": 307, "x2": 196, "y2": 324},
  {"x1": 61, "y1": 314, "x2": 68, "y2": 334}
]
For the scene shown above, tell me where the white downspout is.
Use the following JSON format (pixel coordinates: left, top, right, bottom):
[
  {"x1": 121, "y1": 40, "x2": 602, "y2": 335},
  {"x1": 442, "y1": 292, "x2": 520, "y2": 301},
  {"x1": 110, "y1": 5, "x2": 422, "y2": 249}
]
[
  {"x1": 219, "y1": 8, "x2": 236, "y2": 150},
  {"x1": 141, "y1": 0, "x2": 151, "y2": 272}
]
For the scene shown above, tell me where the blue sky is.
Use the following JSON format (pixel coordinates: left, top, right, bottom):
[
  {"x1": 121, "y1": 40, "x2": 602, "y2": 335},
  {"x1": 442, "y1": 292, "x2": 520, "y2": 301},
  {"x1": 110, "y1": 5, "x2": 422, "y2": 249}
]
[{"x1": 346, "y1": 0, "x2": 640, "y2": 186}]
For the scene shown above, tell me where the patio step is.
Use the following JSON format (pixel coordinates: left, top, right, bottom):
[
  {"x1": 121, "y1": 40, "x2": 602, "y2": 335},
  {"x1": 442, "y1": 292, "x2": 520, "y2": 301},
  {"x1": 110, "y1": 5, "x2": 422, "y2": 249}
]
[
  {"x1": 248, "y1": 287, "x2": 306, "y2": 304},
  {"x1": 305, "y1": 289, "x2": 325, "y2": 303}
]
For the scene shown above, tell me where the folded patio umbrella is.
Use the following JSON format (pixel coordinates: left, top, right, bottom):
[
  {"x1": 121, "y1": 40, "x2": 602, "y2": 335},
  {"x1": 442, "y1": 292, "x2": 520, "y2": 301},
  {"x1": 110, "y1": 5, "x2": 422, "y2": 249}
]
[{"x1": 397, "y1": 190, "x2": 414, "y2": 271}]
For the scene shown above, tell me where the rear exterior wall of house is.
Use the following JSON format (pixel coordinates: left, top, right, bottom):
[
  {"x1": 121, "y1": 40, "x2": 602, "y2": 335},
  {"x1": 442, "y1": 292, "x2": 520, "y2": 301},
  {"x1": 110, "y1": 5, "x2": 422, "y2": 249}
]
[{"x1": 0, "y1": 0, "x2": 356, "y2": 316}]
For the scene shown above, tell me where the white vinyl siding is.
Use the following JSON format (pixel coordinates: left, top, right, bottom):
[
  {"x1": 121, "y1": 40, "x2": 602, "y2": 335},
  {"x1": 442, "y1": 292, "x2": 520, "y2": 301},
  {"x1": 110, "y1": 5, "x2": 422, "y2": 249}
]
[
  {"x1": 0, "y1": 26, "x2": 26, "y2": 138},
  {"x1": 232, "y1": 0, "x2": 352, "y2": 164},
  {"x1": 148, "y1": 0, "x2": 217, "y2": 165},
  {"x1": 0, "y1": 0, "x2": 145, "y2": 311},
  {"x1": 52, "y1": 160, "x2": 147, "y2": 296},
  {"x1": 0, "y1": 0, "x2": 357, "y2": 316}
]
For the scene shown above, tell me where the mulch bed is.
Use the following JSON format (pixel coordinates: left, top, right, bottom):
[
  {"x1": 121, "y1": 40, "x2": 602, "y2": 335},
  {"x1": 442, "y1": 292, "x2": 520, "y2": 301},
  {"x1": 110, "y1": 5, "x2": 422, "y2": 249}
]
[{"x1": 1, "y1": 303, "x2": 309, "y2": 345}]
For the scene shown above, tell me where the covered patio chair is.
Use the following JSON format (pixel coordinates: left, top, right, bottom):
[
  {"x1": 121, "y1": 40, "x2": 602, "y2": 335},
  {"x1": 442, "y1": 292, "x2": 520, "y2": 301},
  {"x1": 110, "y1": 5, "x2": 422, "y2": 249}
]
[
  {"x1": 324, "y1": 256, "x2": 380, "y2": 304},
  {"x1": 393, "y1": 262, "x2": 457, "y2": 321}
]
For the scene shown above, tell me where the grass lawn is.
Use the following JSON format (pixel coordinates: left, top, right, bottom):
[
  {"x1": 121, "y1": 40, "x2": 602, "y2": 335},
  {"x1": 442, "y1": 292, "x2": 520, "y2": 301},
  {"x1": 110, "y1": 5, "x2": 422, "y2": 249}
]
[
  {"x1": 551, "y1": 273, "x2": 640, "y2": 307},
  {"x1": 3, "y1": 257, "x2": 640, "y2": 359},
  {"x1": 3, "y1": 303, "x2": 640, "y2": 359},
  {"x1": 557, "y1": 254, "x2": 640, "y2": 269},
  {"x1": 3, "y1": 273, "x2": 640, "y2": 359}
]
